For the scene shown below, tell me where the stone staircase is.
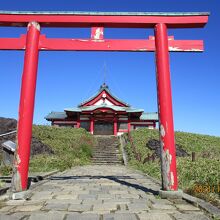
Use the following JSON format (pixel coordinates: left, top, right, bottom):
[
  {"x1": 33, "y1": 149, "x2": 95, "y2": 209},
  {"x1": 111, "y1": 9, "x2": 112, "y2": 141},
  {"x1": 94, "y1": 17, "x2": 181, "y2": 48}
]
[{"x1": 92, "y1": 136, "x2": 122, "y2": 165}]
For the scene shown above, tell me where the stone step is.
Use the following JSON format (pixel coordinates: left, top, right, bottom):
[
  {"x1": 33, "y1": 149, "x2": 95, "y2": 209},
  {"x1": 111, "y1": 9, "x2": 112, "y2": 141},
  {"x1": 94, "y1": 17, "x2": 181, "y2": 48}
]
[
  {"x1": 93, "y1": 154, "x2": 119, "y2": 156},
  {"x1": 93, "y1": 151, "x2": 119, "y2": 153},
  {"x1": 92, "y1": 157, "x2": 120, "y2": 160},
  {"x1": 92, "y1": 152, "x2": 119, "y2": 154},
  {"x1": 92, "y1": 158, "x2": 119, "y2": 161},
  {"x1": 92, "y1": 147, "x2": 118, "y2": 150},
  {"x1": 93, "y1": 151, "x2": 118, "y2": 153},
  {"x1": 92, "y1": 161, "x2": 122, "y2": 164},
  {"x1": 93, "y1": 153, "x2": 119, "y2": 155},
  {"x1": 92, "y1": 158, "x2": 120, "y2": 161},
  {"x1": 93, "y1": 147, "x2": 118, "y2": 149},
  {"x1": 93, "y1": 155, "x2": 118, "y2": 156},
  {"x1": 95, "y1": 146, "x2": 118, "y2": 148},
  {"x1": 93, "y1": 151, "x2": 120, "y2": 153},
  {"x1": 92, "y1": 161, "x2": 121, "y2": 163},
  {"x1": 93, "y1": 136, "x2": 121, "y2": 164},
  {"x1": 92, "y1": 162, "x2": 121, "y2": 164},
  {"x1": 93, "y1": 146, "x2": 118, "y2": 148},
  {"x1": 97, "y1": 145, "x2": 118, "y2": 147},
  {"x1": 93, "y1": 159, "x2": 119, "y2": 161},
  {"x1": 95, "y1": 155, "x2": 119, "y2": 156},
  {"x1": 93, "y1": 149, "x2": 118, "y2": 150},
  {"x1": 93, "y1": 150, "x2": 118, "y2": 152},
  {"x1": 93, "y1": 163, "x2": 121, "y2": 166},
  {"x1": 92, "y1": 156, "x2": 119, "y2": 158}
]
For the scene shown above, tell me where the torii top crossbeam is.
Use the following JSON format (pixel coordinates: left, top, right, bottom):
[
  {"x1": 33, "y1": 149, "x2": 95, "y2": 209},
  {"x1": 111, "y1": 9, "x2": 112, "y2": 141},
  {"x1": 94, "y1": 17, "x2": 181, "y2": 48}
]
[
  {"x1": 0, "y1": 11, "x2": 209, "y2": 28},
  {"x1": 0, "y1": 11, "x2": 209, "y2": 52}
]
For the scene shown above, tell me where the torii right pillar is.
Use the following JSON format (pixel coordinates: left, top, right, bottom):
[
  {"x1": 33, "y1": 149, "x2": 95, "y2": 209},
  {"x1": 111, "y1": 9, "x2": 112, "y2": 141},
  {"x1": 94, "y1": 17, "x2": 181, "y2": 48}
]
[{"x1": 155, "y1": 23, "x2": 179, "y2": 195}]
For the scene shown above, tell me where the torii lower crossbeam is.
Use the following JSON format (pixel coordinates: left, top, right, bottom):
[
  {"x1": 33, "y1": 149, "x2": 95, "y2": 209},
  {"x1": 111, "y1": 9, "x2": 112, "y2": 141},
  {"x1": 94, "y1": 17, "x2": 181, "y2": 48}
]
[{"x1": 0, "y1": 35, "x2": 203, "y2": 52}]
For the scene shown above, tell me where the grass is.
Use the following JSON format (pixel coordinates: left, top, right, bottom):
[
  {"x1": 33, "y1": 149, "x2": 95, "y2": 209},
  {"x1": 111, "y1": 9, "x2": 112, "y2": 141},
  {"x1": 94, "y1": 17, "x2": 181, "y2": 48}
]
[
  {"x1": 29, "y1": 125, "x2": 95, "y2": 172},
  {"x1": 0, "y1": 166, "x2": 12, "y2": 176},
  {"x1": 125, "y1": 128, "x2": 220, "y2": 207},
  {"x1": 0, "y1": 125, "x2": 95, "y2": 175}
]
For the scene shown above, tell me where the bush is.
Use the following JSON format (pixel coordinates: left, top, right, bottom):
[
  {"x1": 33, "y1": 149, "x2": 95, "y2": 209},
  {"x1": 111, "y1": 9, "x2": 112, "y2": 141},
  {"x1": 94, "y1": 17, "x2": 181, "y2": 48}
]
[
  {"x1": 0, "y1": 165, "x2": 12, "y2": 176},
  {"x1": 29, "y1": 125, "x2": 95, "y2": 172},
  {"x1": 125, "y1": 128, "x2": 220, "y2": 207}
]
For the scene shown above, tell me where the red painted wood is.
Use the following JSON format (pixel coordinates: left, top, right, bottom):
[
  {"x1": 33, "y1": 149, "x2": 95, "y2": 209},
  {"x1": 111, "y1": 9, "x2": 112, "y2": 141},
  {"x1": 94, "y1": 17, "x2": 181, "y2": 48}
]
[
  {"x1": 0, "y1": 14, "x2": 208, "y2": 28},
  {"x1": 0, "y1": 35, "x2": 26, "y2": 50},
  {"x1": 11, "y1": 22, "x2": 40, "y2": 192},
  {"x1": 90, "y1": 117, "x2": 94, "y2": 134},
  {"x1": 155, "y1": 23, "x2": 178, "y2": 191},
  {"x1": 0, "y1": 34, "x2": 204, "y2": 52},
  {"x1": 81, "y1": 90, "x2": 128, "y2": 107},
  {"x1": 76, "y1": 114, "x2": 80, "y2": 128},
  {"x1": 131, "y1": 124, "x2": 151, "y2": 126},
  {"x1": 91, "y1": 27, "x2": 104, "y2": 40},
  {"x1": 114, "y1": 117, "x2": 118, "y2": 136},
  {"x1": 83, "y1": 111, "x2": 127, "y2": 115},
  {"x1": 103, "y1": 91, "x2": 129, "y2": 106},
  {"x1": 39, "y1": 37, "x2": 203, "y2": 52},
  {"x1": 128, "y1": 119, "x2": 131, "y2": 133}
]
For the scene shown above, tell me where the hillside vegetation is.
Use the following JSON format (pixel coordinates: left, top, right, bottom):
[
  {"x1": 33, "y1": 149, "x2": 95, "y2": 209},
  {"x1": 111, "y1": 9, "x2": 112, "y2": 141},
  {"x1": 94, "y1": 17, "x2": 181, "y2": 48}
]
[
  {"x1": 0, "y1": 125, "x2": 95, "y2": 175},
  {"x1": 125, "y1": 128, "x2": 220, "y2": 207},
  {"x1": 30, "y1": 125, "x2": 95, "y2": 172}
]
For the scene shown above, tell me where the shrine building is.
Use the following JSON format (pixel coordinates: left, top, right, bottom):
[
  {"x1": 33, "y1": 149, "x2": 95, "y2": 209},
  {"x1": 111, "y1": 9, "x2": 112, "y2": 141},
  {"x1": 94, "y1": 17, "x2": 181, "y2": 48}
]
[{"x1": 45, "y1": 83, "x2": 158, "y2": 135}]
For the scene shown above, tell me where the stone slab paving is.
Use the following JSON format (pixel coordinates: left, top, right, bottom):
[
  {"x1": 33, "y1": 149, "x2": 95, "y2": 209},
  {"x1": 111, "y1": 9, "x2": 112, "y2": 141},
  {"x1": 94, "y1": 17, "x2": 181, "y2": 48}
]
[{"x1": 0, "y1": 165, "x2": 213, "y2": 220}]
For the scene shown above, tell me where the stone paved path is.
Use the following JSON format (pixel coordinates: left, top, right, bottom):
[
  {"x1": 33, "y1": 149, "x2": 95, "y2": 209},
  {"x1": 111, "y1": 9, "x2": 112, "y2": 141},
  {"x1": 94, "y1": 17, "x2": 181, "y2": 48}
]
[{"x1": 0, "y1": 165, "x2": 212, "y2": 220}]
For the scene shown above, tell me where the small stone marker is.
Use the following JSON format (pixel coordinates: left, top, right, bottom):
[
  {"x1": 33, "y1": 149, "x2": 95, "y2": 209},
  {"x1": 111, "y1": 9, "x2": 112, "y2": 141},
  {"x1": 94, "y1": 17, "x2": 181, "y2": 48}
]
[{"x1": 2, "y1": 140, "x2": 16, "y2": 166}]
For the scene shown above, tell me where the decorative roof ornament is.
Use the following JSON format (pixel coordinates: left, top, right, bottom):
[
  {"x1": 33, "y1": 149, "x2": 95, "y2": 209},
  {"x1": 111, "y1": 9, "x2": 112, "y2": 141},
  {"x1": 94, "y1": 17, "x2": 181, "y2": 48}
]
[{"x1": 100, "y1": 83, "x2": 109, "y2": 90}]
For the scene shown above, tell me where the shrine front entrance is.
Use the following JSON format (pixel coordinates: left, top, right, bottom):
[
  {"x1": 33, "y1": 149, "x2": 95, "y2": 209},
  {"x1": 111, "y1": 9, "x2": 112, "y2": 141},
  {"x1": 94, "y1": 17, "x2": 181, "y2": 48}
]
[{"x1": 94, "y1": 121, "x2": 114, "y2": 135}]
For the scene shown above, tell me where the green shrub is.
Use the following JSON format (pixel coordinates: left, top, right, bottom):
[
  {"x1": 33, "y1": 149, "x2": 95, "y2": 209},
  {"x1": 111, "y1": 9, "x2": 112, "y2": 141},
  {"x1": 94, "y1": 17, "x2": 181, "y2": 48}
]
[
  {"x1": 0, "y1": 165, "x2": 12, "y2": 176},
  {"x1": 125, "y1": 128, "x2": 220, "y2": 206},
  {"x1": 29, "y1": 125, "x2": 95, "y2": 172}
]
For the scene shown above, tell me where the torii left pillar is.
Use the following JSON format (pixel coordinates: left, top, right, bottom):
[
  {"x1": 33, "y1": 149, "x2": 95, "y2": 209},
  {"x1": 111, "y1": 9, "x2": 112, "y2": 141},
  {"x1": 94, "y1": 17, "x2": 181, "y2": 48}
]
[{"x1": 11, "y1": 22, "x2": 40, "y2": 192}]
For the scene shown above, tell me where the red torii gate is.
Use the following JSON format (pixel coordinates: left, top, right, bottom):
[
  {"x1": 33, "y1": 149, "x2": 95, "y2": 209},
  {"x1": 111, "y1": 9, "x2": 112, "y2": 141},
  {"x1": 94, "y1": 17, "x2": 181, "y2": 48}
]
[{"x1": 0, "y1": 11, "x2": 209, "y2": 193}]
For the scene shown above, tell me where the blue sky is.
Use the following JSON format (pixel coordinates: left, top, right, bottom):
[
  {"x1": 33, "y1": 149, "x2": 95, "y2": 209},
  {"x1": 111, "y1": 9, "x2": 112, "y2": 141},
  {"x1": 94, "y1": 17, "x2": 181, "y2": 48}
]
[{"x1": 0, "y1": 0, "x2": 219, "y2": 136}]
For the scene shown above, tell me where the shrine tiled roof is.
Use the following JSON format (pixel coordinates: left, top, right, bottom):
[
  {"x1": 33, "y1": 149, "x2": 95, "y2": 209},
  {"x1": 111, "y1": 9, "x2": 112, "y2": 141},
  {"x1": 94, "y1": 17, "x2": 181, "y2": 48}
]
[
  {"x1": 45, "y1": 110, "x2": 158, "y2": 121},
  {"x1": 140, "y1": 112, "x2": 158, "y2": 120},
  {"x1": 65, "y1": 104, "x2": 143, "y2": 113},
  {"x1": 64, "y1": 107, "x2": 82, "y2": 112},
  {"x1": 45, "y1": 111, "x2": 67, "y2": 120},
  {"x1": 78, "y1": 83, "x2": 130, "y2": 107}
]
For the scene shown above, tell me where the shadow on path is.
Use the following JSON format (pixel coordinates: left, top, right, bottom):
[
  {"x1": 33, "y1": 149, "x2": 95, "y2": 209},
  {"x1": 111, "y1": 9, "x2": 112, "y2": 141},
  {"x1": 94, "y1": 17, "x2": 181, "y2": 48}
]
[{"x1": 49, "y1": 175, "x2": 159, "y2": 195}]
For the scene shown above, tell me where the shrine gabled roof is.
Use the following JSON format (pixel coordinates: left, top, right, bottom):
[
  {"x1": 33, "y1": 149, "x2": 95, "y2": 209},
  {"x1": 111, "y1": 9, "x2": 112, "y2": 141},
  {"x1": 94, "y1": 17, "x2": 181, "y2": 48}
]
[
  {"x1": 78, "y1": 83, "x2": 130, "y2": 107},
  {"x1": 65, "y1": 104, "x2": 143, "y2": 113},
  {"x1": 45, "y1": 111, "x2": 158, "y2": 121},
  {"x1": 64, "y1": 107, "x2": 82, "y2": 112}
]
